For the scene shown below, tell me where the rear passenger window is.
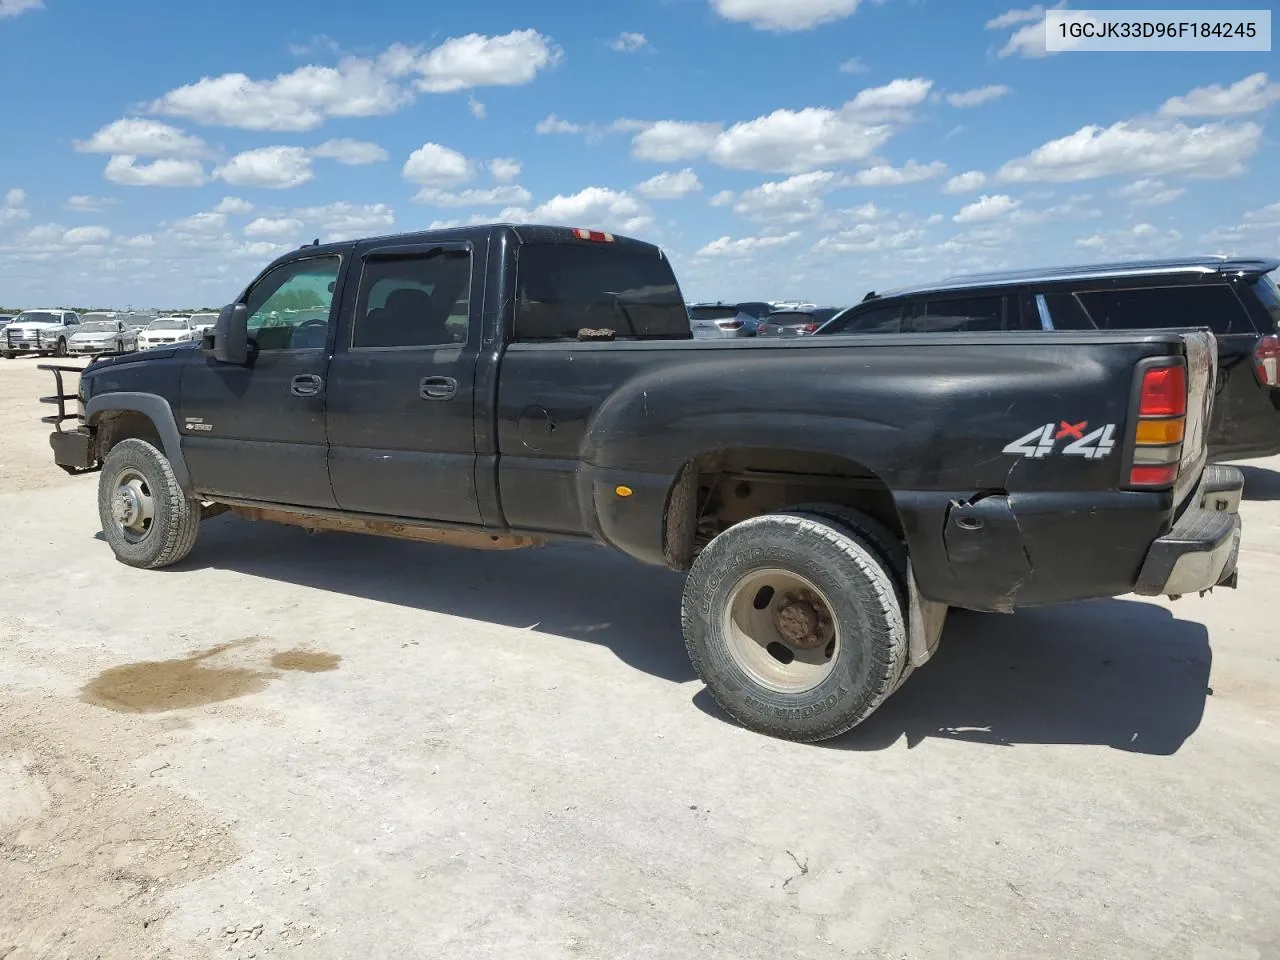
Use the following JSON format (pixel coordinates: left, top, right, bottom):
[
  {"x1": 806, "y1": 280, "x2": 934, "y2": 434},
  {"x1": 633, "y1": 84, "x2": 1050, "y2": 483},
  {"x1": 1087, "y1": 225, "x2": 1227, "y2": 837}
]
[
  {"x1": 821, "y1": 304, "x2": 903, "y2": 334},
  {"x1": 352, "y1": 250, "x2": 472, "y2": 349},
  {"x1": 1025, "y1": 293, "x2": 1096, "y2": 330},
  {"x1": 1076, "y1": 285, "x2": 1250, "y2": 334},
  {"x1": 914, "y1": 296, "x2": 1004, "y2": 332},
  {"x1": 514, "y1": 243, "x2": 689, "y2": 341}
]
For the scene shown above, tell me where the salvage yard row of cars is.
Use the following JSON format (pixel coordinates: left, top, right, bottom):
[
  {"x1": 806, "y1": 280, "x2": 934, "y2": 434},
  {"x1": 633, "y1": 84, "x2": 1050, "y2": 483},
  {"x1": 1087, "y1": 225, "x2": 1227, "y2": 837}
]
[{"x1": 0, "y1": 310, "x2": 219, "y2": 357}]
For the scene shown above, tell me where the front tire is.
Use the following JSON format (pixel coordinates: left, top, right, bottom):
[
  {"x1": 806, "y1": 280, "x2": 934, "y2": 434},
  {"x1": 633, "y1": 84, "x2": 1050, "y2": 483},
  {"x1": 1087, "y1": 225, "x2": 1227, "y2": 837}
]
[
  {"x1": 54, "y1": 338, "x2": 67, "y2": 357},
  {"x1": 1, "y1": 352, "x2": 13, "y2": 360},
  {"x1": 98, "y1": 439, "x2": 200, "y2": 569},
  {"x1": 681, "y1": 511, "x2": 907, "y2": 742}
]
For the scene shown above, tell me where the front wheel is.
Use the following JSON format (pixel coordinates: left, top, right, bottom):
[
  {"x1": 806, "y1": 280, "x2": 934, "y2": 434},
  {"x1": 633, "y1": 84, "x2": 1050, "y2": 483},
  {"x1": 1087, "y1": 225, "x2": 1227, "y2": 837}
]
[
  {"x1": 1, "y1": 352, "x2": 13, "y2": 360},
  {"x1": 98, "y1": 438, "x2": 200, "y2": 568},
  {"x1": 53, "y1": 338, "x2": 67, "y2": 357},
  {"x1": 115, "y1": 340, "x2": 123, "y2": 353},
  {"x1": 681, "y1": 510, "x2": 907, "y2": 742}
]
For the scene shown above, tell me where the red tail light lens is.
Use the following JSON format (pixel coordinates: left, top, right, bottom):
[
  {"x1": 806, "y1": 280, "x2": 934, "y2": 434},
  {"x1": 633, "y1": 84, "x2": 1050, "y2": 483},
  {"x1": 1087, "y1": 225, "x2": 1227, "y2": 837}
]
[
  {"x1": 1253, "y1": 334, "x2": 1280, "y2": 387},
  {"x1": 802, "y1": 323, "x2": 819, "y2": 333},
  {"x1": 1138, "y1": 365, "x2": 1187, "y2": 418},
  {"x1": 716, "y1": 319, "x2": 744, "y2": 331},
  {"x1": 1129, "y1": 464, "x2": 1179, "y2": 487}
]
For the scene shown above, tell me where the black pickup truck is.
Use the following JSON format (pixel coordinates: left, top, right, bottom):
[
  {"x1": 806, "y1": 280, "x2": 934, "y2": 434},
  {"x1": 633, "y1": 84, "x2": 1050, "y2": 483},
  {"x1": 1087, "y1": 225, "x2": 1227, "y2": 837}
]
[{"x1": 44, "y1": 224, "x2": 1244, "y2": 742}]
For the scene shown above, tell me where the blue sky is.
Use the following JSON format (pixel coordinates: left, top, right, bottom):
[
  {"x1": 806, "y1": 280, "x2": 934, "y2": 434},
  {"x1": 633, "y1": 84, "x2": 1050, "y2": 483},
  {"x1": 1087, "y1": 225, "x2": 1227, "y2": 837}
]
[{"x1": 0, "y1": 0, "x2": 1276, "y2": 308}]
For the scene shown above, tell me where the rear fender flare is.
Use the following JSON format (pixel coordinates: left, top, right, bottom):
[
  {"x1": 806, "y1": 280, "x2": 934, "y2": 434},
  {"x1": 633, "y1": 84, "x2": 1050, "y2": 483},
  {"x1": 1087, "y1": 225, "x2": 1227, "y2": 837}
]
[{"x1": 85, "y1": 392, "x2": 192, "y2": 494}]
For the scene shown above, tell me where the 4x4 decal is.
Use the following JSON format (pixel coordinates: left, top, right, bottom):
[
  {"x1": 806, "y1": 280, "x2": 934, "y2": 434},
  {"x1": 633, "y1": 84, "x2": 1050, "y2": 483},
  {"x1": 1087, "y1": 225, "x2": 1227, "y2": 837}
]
[{"x1": 1003, "y1": 421, "x2": 1117, "y2": 460}]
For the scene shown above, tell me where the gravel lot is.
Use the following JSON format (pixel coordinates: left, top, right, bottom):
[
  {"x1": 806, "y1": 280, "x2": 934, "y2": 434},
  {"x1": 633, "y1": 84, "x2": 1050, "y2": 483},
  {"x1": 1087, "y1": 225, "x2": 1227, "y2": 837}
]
[{"x1": 2, "y1": 356, "x2": 1278, "y2": 959}]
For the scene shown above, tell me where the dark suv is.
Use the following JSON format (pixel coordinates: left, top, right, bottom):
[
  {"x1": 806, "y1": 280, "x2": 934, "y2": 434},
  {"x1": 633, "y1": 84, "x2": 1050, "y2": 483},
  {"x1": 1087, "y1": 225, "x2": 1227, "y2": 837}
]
[{"x1": 816, "y1": 257, "x2": 1280, "y2": 462}]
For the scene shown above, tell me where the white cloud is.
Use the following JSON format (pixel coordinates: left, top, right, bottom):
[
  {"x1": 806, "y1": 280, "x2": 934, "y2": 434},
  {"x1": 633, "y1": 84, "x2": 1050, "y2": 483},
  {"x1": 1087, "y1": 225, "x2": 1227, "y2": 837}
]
[
  {"x1": 413, "y1": 185, "x2": 533, "y2": 207},
  {"x1": 696, "y1": 231, "x2": 801, "y2": 257},
  {"x1": 119, "y1": 234, "x2": 155, "y2": 248},
  {"x1": 986, "y1": 3, "x2": 1068, "y2": 58},
  {"x1": 711, "y1": 0, "x2": 861, "y2": 33},
  {"x1": 610, "y1": 32, "x2": 648, "y2": 52},
  {"x1": 635, "y1": 168, "x2": 703, "y2": 200},
  {"x1": 468, "y1": 95, "x2": 486, "y2": 120},
  {"x1": 944, "y1": 170, "x2": 988, "y2": 194},
  {"x1": 536, "y1": 114, "x2": 583, "y2": 134},
  {"x1": 848, "y1": 160, "x2": 947, "y2": 186},
  {"x1": 293, "y1": 202, "x2": 395, "y2": 240},
  {"x1": 62, "y1": 226, "x2": 112, "y2": 246},
  {"x1": 402, "y1": 143, "x2": 474, "y2": 186},
  {"x1": 709, "y1": 190, "x2": 735, "y2": 207},
  {"x1": 0, "y1": 0, "x2": 42, "y2": 18},
  {"x1": 244, "y1": 217, "x2": 304, "y2": 239},
  {"x1": 1114, "y1": 178, "x2": 1185, "y2": 207},
  {"x1": 214, "y1": 146, "x2": 314, "y2": 189},
  {"x1": 812, "y1": 215, "x2": 928, "y2": 254},
  {"x1": 632, "y1": 121, "x2": 724, "y2": 162},
  {"x1": 1201, "y1": 203, "x2": 1280, "y2": 251},
  {"x1": 65, "y1": 195, "x2": 118, "y2": 212},
  {"x1": 150, "y1": 55, "x2": 411, "y2": 132},
  {"x1": 839, "y1": 57, "x2": 869, "y2": 74},
  {"x1": 410, "y1": 29, "x2": 562, "y2": 93},
  {"x1": 733, "y1": 171, "x2": 837, "y2": 223},
  {"x1": 501, "y1": 187, "x2": 653, "y2": 235},
  {"x1": 169, "y1": 212, "x2": 228, "y2": 236},
  {"x1": 104, "y1": 156, "x2": 207, "y2": 187},
  {"x1": 998, "y1": 120, "x2": 1262, "y2": 182},
  {"x1": 488, "y1": 158, "x2": 522, "y2": 183},
  {"x1": 1076, "y1": 223, "x2": 1183, "y2": 254},
  {"x1": 310, "y1": 138, "x2": 388, "y2": 165},
  {"x1": 213, "y1": 196, "x2": 255, "y2": 215},
  {"x1": 1159, "y1": 73, "x2": 1280, "y2": 118},
  {"x1": 1, "y1": 188, "x2": 29, "y2": 226},
  {"x1": 845, "y1": 77, "x2": 933, "y2": 119},
  {"x1": 74, "y1": 118, "x2": 206, "y2": 157},
  {"x1": 953, "y1": 194, "x2": 1020, "y2": 223},
  {"x1": 946, "y1": 85, "x2": 1010, "y2": 108}
]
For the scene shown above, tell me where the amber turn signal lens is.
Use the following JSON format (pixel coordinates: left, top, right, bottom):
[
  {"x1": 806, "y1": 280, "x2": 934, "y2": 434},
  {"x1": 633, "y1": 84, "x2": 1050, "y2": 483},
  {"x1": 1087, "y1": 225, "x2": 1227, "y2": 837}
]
[
  {"x1": 615, "y1": 485, "x2": 633, "y2": 498},
  {"x1": 1134, "y1": 418, "x2": 1185, "y2": 445}
]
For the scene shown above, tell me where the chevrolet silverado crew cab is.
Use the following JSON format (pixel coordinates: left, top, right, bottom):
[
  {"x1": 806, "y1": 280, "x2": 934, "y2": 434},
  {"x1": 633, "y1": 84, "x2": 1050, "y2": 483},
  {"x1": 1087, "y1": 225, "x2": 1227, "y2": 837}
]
[
  {"x1": 44, "y1": 224, "x2": 1244, "y2": 743},
  {"x1": 817, "y1": 257, "x2": 1280, "y2": 462}
]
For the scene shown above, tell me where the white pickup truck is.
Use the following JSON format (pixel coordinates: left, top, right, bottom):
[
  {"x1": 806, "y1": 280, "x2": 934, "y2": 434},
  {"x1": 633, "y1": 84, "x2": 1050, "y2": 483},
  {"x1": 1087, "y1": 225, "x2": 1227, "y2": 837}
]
[{"x1": 2, "y1": 309, "x2": 81, "y2": 358}]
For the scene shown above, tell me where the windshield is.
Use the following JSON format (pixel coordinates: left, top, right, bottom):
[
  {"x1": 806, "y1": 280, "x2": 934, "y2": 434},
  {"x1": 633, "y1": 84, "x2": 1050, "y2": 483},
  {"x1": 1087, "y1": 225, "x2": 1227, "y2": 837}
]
[
  {"x1": 15, "y1": 311, "x2": 58, "y2": 324},
  {"x1": 1252, "y1": 276, "x2": 1280, "y2": 332},
  {"x1": 79, "y1": 322, "x2": 116, "y2": 333},
  {"x1": 148, "y1": 319, "x2": 189, "y2": 331}
]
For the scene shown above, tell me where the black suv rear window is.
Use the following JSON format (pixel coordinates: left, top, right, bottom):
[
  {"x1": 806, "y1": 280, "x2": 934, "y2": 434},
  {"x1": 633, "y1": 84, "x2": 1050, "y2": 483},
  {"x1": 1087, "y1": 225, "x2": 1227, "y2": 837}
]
[
  {"x1": 1076, "y1": 284, "x2": 1251, "y2": 334},
  {"x1": 515, "y1": 243, "x2": 689, "y2": 341},
  {"x1": 689, "y1": 306, "x2": 739, "y2": 321}
]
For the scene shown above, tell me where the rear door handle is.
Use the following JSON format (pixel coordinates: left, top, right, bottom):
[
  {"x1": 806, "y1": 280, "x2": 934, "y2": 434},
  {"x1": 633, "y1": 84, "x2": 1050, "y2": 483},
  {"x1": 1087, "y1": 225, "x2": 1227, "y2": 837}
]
[
  {"x1": 420, "y1": 376, "x2": 458, "y2": 401},
  {"x1": 290, "y1": 374, "x2": 324, "y2": 397}
]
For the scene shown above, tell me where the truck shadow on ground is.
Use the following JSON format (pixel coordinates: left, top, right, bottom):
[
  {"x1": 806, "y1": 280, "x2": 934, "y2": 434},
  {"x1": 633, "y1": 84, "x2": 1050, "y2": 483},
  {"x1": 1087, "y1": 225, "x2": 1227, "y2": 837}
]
[
  {"x1": 711, "y1": 599, "x2": 1209, "y2": 756},
  {"x1": 160, "y1": 516, "x2": 697, "y2": 684},
  {"x1": 1237, "y1": 464, "x2": 1280, "y2": 501}
]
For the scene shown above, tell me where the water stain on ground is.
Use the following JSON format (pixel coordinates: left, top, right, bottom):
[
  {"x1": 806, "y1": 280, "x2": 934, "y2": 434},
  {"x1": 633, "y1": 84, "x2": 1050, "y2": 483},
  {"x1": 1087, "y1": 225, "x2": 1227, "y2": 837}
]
[
  {"x1": 271, "y1": 650, "x2": 342, "y2": 673},
  {"x1": 80, "y1": 638, "x2": 340, "y2": 714}
]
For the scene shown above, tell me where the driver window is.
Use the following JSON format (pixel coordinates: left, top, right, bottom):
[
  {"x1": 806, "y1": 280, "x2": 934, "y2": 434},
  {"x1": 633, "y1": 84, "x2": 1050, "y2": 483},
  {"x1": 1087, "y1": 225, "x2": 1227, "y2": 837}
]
[
  {"x1": 351, "y1": 250, "x2": 472, "y2": 349},
  {"x1": 244, "y1": 255, "x2": 341, "y2": 351}
]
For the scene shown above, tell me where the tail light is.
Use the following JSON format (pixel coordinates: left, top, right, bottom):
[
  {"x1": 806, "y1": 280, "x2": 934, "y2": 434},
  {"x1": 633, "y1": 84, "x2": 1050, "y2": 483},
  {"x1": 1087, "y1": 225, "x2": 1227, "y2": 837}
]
[
  {"x1": 801, "y1": 322, "x2": 819, "y2": 334},
  {"x1": 572, "y1": 228, "x2": 615, "y2": 243},
  {"x1": 715, "y1": 319, "x2": 744, "y2": 331},
  {"x1": 1128, "y1": 363, "x2": 1187, "y2": 489},
  {"x1": 1253, "y1": 334, "x2": 1280, "y2": 387}
]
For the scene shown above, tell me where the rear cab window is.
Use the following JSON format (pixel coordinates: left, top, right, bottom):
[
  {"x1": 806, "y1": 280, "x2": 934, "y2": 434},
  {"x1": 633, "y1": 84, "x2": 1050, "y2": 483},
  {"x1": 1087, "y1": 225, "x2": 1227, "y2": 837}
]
[
  {"x1": 911, "y1": 295, "x2": 1005, "y2": 333},
  {"x1": 514, "y1": 242, "x2": 690, "y2": 342}
]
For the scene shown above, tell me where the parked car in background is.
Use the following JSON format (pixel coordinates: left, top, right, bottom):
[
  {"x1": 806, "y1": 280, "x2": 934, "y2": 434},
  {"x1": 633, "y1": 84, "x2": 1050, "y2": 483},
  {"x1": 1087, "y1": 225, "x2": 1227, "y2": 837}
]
[
  {"x1": 2, "y1": 309, "x2": 81, "y2": 357},
  {"x1": 137, "y1": 315, "x2": 196, "y2": 350},
  {"x1": 688, "y1": 304, "x2": 759, "y2": 338},
  {"x1": 0, "y1": 314, "x2": 15, "y2": 331},
  {"x1": 190, "y1": 312, "x2": 219, "y2": 336},
  {"x1": 816, "y1": 256, "x2": 1280, "y2": 462},
  {"x1": 759, "y1": 307, "x2": 842, "y2": 337},
  {"x1": 68, "y1": 317, "x2": 138, "y2": 356},
  {"x1": 123, "y1": 312, "x2": 155, "y2": 330}
]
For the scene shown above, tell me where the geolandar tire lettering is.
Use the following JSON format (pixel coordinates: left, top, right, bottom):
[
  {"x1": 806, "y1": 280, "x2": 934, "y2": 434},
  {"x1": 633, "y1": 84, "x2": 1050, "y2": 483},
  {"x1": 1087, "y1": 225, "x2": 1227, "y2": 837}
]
[
  {"x1": 97, "y1": 438, "x2": 201, "y2": 569},
  {"x1": 680, "y1": 509, "x2": 907, "y2": 743}
]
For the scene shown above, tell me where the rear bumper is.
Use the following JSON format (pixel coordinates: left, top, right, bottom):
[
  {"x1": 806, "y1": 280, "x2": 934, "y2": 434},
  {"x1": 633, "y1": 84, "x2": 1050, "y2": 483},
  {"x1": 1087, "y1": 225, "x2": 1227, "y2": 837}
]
[{"x1": 1133, "y1": 464, "x2": 1243, "y2": 597}]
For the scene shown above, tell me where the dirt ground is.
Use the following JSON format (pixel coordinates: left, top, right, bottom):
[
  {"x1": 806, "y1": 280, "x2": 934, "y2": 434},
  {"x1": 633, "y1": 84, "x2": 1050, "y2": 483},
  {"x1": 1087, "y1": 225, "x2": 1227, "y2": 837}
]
[{"x1": 1, "y1": 357, "x2": 1279, "y2": 959}]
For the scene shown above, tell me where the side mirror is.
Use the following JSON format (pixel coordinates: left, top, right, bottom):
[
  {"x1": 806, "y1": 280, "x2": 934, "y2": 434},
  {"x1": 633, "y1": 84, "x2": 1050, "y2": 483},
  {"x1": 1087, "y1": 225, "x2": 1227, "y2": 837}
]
[{"x1": 211, "y1": 303, "x2": 249, "y2": 364}]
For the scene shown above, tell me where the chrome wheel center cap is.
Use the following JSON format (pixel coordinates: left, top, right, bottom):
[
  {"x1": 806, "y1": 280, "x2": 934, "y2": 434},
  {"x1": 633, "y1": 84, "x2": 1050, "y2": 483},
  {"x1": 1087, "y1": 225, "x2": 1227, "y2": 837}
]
[{"x1": 114, "y1": 488, "x2": 140, "y2": 526}]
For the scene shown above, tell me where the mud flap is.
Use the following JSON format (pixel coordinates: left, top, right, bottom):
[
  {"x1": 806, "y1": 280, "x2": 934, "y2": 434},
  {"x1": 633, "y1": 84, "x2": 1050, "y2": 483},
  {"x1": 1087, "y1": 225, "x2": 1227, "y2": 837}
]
[{"x1": 906, "y1": 559, "x2": 948, "y2": 673}]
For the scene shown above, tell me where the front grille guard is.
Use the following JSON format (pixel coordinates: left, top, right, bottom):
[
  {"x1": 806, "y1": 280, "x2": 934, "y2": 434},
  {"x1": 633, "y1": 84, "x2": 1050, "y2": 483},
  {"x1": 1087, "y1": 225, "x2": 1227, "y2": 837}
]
[{"x1": 37, "y1": 363, "x2": 86, "y2": 433}]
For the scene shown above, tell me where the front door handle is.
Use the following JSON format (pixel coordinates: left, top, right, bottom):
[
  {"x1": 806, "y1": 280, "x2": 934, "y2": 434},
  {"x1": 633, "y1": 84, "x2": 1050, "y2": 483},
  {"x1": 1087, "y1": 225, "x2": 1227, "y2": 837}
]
[
  {"x1": 291, "y1": 374, "x2": 324, "y2": 397},
  {"x1": 420, "y1": 376, "x2": 458, "y2": 401}
]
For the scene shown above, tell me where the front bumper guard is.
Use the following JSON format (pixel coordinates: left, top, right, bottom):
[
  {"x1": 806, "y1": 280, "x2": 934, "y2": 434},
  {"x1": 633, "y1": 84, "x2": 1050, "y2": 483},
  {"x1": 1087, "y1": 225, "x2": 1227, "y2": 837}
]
[{"x1": 1134, "y1": 464, "x2": 1243, "y2": 598}]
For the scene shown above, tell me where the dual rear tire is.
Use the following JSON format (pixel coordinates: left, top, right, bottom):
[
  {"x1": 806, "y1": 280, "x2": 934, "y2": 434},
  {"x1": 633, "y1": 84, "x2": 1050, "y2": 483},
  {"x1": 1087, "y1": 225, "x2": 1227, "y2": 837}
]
[{"x1": 681, "y1": 508, "x2": 908, "y2": 743}]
